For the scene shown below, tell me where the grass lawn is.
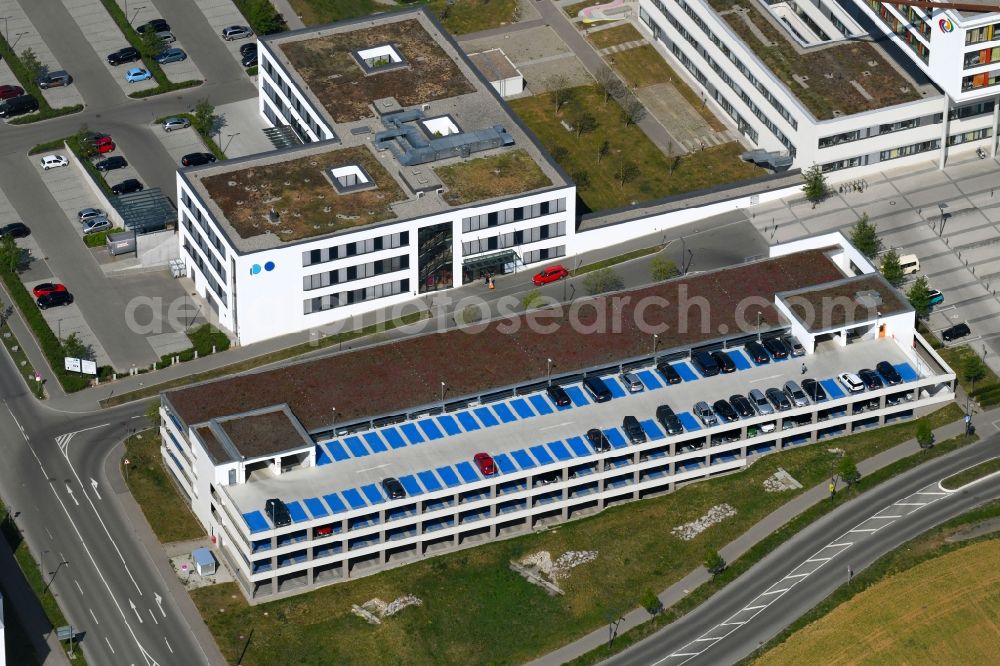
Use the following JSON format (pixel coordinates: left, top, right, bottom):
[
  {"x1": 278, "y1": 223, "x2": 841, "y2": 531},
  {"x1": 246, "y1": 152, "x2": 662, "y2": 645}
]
[
  {"x1": 942, "y1": 456, "x2": 1000, "y2": 490},
  {"x1": 191, "y1": 404, "x2": 961, "y2": 666},
  {"x1": 508, "y1": 86, "x2": 764, "y2": 211},
  {"x1": 574, "y1": 245, "x2": 661, "y2": 275},
  {"x1": 937, "y1": 343, "x2": 1000, "y2": 406},
  {"x1": 587, "y1": 23, "x2": 642, "y2": 49},
  {"x1": 289, "y1": 0, "x2": 380, "y2": 24},
  {"x1": 435, "y1": 150, "x2": 551, "y2": 205},
  {"x1": 290, "y1": 0, "x2": 517, "y2": 35},
  {"x1": 123, "y1": 430, "x2": 205, "y2": 543},
  {"x1": 612, "y1": 44, "x2": 675, "y2": 88}
]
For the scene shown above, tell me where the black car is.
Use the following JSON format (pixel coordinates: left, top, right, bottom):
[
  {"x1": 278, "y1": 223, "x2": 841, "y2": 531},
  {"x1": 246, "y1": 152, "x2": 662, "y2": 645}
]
[
  {"x1": 107, "y1": 46, "x2": 141, "y2": 66},
  {"x1": 240, "y1": 42, "x2": 258, "y2": 57},
  {"x1": 713, "y1": 399, "x2": 739, "y2": 423},
  {"x1": 546, "y1": 384, "x2": 571, "y2": 407},
  {"x1": 111, "y1": 179, "x2": 143, "y2": 195},
  {"x1": 801, "y1": 378, "x2": 827, "y2": 402},
  {"x1": 583, "y1": 376, "x2": 612, "y2": 403},
  {"x1": 137, "y1": 18, "x2": 169, "y2": 34},
  {"x1": 37, "y1": 291, "x2": 73, "y2": 309},
  {"x1": 0, "y1": 222, "x2": 30, "y2": 238},
  {"x1": 876, "y1": 360, "x2": 902, "y2": 386},
  {"x1": 381, "y1": 477, "x2": 406, "y2": 500},
  {"x1": 655, "y1": 404, "x2": 684, "y2": 435},
  {"x1": 762, "y1": 337, "x2": 789, "y2": 359},
  {"x1": 711, "y1": 350, "x2": 736, "y2": 373},
  {"x1": 241, "y1": 51, "x2": 258, "y2": 67},
  {"x1": 942, "y1": 322, "x2": 970, "y2": 342},
  {"x1": 858, "y1": 368, "x2": 884, "y2": 391},
  {"x1": 622, "y1": 415, "x2": 647, "y2": 444},
  {"x1": 264, "y1": 498, "x2": 291, "y2": 527},
  {"x1": 765, "y1": 387, "x2": 792, "y2": 411},
  {"x1": 744, "y1": 340, "x2": 770, "y2": 364},
  {"x1": 96, "y1": 156, "x2": 128, "y2": 171},
  {"x1": 656, "y1": 361, "x2": 682, "y2": 384},
  {"x1": 691, "y1": 350, "x2": 720, "y2": 377},
  {"x1": 586, "y1": 428, "x2": 611, "y2": 453},
  {"x1": 0, "y1": 94, "x2": 39, "y2": 118},
  {"x1": 728, "y1": 394, "x2": 755, "y2": 418},
  {"x1": 181, "y1": 152, "x2": 217, "y2": 167}
]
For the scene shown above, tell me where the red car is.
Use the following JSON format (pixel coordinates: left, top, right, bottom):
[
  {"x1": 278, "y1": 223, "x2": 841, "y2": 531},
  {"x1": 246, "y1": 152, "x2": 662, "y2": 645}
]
[
  {"x1": 473, "y1": 452, "x2": 497, "y2": 476},
  {"x1": 532, "y1": 264, "x2": 569, "y2": 286},
  {"x1": 0, "y1": 84, "x2": 24, "y2": 100},
  {"x1": 32, "y1": 282, "x2": 67, "y2": 298},
  {"x1": 88, "y1": 134, "x2": 115, "y2": 154}
]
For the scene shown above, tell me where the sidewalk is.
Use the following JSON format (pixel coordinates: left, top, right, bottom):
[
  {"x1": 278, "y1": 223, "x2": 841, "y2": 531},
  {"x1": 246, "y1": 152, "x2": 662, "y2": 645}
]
[{"x1": 527, "y1": 404, "x2": 993, "y2": 666}]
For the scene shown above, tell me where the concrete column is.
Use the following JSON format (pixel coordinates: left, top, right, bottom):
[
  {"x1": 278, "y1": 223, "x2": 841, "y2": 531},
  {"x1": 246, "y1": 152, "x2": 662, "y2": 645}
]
[
  {"x1": 993, "y1": 92, "x2": 1000, "y2": 157},
  {"x1": 939, "y1": 93, "x2": 951, "y2": 169},
  {"x1": 669, "y1": 440, "x2": 676, "y2": 456}
]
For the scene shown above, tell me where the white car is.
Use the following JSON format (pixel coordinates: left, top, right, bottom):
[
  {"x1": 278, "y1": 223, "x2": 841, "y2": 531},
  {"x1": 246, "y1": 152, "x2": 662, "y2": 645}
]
[
  {"x1": 40, "y1": 154, "x2": 69, "y2": 170},
  {"x1": 838, "y1": 372, "x2": 866, "y2": 394}
]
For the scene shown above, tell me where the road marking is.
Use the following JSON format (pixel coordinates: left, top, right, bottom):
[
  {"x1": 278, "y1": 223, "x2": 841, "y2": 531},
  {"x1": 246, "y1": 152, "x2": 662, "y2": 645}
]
[
  {"x1": 105, "y1": 637, "x2": 115, "y2": 654},
  {"x1": 74, "y1": 579, "x2": 83, "y2": 595},
  {"x1": 165, "y1": 637, "x2": 173, "y2": 654},
  {"x1": 828, "y1": 542, "x2": 853, "y2": 548},
  {"x1": 806, "y1": 557, "x2": 833, "y2": 563},
  {"x1": 894, "y1": 502, "x2": 926, "y2": 506},
  {"x1": 750, "y1": 374, "x2": 783, "y2": 384},
  {"x1": 65, "y1": 484, "x2": 79, "y2": 506},
  {"x1": 671, "y1": 652, "x2": 701, "y2": 657},
  {"x1": 695, "y1": 636, "x2": 721, "y2": 642},
  {"x1": 916, "y1": 491, "x2": 947, "y2": 495},
  {"x1": 148, "y1": 608, "x2": 158, "y2": 624},
  {"x1": 873, "y1": 514, "x2": 901, "y2": 519},
  {"x1": 130, "y1": 598, "x2": 143, "y2": 623},
  {"x1": 744, "y1": 604, "x2": 768, "y2": 610},
  {"x1": 89, "y1": 608, "x2": 98, "y2": 624},
  {"x1": 154, "y1": 592, "x2": 165, "y2": 617},
  {"x1": 44, "y1": 527, "x2": 53, "y2": 540},
  {"x1": 90, "y1": 478, "x2": 102, "y2": 500},
  {"x1": 850, "y1": 528, "x2": 879, "y2": 533},
  {"x1": 784, "y1": 572, "x2": 810, "y2": 579},
  {"x1": 721, "y1": 621, "x2": 746, "y2": 626},
  {"x1": 540, "y1": 421, "x2": 574, "y2": 431},
  {"x1": 355, "y1": 463, "x2": 390, "y2": 473},
  {"x1": 761, "y1": 588, "x2": 788, "y2": 595}
]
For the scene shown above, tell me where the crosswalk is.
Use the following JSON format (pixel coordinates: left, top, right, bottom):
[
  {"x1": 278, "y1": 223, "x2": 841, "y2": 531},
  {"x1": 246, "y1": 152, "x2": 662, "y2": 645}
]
[{"x1": 55, "y1": 431, "x2": 76, "y2": 457}]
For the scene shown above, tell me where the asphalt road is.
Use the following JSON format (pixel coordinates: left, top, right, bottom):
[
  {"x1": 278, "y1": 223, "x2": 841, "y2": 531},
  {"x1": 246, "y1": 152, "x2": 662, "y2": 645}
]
[{"x1": 605, "y1": 432, "x2": 1000, "y2": 666}]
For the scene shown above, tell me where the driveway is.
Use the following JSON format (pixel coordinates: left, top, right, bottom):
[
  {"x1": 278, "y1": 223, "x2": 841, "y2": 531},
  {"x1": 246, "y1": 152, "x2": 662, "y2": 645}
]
[{"x1": 191, "y1": 0, "x2": 257, "y2": 69}]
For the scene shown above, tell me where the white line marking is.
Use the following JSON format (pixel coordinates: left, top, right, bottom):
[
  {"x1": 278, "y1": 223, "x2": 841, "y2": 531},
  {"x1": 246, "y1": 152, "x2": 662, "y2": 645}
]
[
  {"x1": 164, "y1": 637, "x2": 173, "y2": 654},
  {"x1": 915, "y1": 491, "x2": 947, "y2": 495},
  {"x1": 762, "y1": 587, "x2": 789, "y2": 595},
  {"x1": 74, "y1": 579, "x2": 83, "y2": 595},
  {"x1": 130, "y1": 599, "x2": 143, "y2": 623},
  {"x1": 850, "y1": 528, "x2": 879, "y2": 533},
  {"x1": 828, "y1": 542, "x2": 853, "y2": 548},
  {"x1": 750, "y1": 374, "x2": 783, "y2": 384},
  {"x1": 872, "y1": 515, "x2": 901, "y2": 519},
  {"x1": 672, "y1": 652, "x2": 701, "y2": 657},
  {"x1": 695, "y1": 637, "x2": 721, "y2": 642},
  {"x1": 44, "y1": 527, "x2": 53, "y2": 540},
  {"x1": 785, "y1": 572, "x2": 810, "y2": 579},
  {"x1": 355, "y1": 463, "x2": 390, "y2": 474},
  {"x1": 806, "y1": 557, "x2": 833, "y2": 563},
  {"x1": 90, "y1": 478, "x2": 102, "y2": 500},
  {"x1": 148, "y1": 608, "x2": 158, "y2": 624},
  {"x1": 65, "y1": 485, "x2": 79, "y2": 506},
  {"x1": 722, "y1": 621, "x2": 746, "y2": 626},
  {"x1": 540, "y1": 421, "x2": 574, "y2": 431},
  {"x1": 88, "y1": 607, "x2": 99, "y2": 625},
  {"x1": 105, "y1": 636, "x2": 115, "y2": 654},
  {"x1": 744, "y1": 604, "x2": 769, "y2": 610},
  {"x1": 894, "y1": 502, "x2": 926, "y2": 506}
]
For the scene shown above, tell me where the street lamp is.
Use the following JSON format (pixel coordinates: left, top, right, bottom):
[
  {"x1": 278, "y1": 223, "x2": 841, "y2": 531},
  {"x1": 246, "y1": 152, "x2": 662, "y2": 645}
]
[
  {"x1": 12, "y1": 31, "x2": 28, "y2": 50},
  {"x1": 652, "y1": 333, "x2": 659, "y2": 359},
  {"x1": 330, "y1": 407, "x2": 336, "y2": 438},
  {"x1": 0, "y1": 17, "x2": 11, "y2": 45},
  {"x1": 756, "y1": 311, "x2": 762, "y2": 342},
  {"x1": 129, "y1": 6, "x2": 146, "y2": 26},
  {"x1": 546, "y1": 358, "x2": 553, "y2": 385},
  {"x1": 224, "y1": 132, "x2": 241, "y2": 154},
  {"x1": 440, "y1": 381, "x2": 446, "y2": 404}
]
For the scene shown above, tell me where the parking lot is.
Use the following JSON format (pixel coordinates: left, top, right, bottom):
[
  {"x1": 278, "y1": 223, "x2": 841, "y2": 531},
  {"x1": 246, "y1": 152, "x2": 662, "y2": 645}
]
[
  {"x1": 191, "y1": 0, "x2": 257, "y2": 68},
  {"x1": 62, "y1": 0, "x2": 158, "y2": 95}
]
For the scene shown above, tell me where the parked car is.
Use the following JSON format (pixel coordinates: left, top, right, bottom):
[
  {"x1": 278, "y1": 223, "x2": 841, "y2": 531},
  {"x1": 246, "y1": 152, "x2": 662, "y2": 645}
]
[
  {"x1": 532, "y1": 264, "x2": 569, "y2": 285},
  {"x1": 762, "y1": 337, "x2": 789, "y2": 359},
  {"x1": 181, "y1": 152, "x2": 217, "y2": 167},
  {"x1": 156, "y1": 31, "x2": 176, "y2": 44},
  {"x1": 837, "y1": 372, "x2": 866, "y2": 394},
  {"x1": 712, "y1": 399, "x2": 739, "y2": 423},
  {"x1": 710, "y1": 350, "x2": 736, "y2": 373},
  {"x1": 82, "y1": 217, "x2": 112, "y2": 235},
  {"x1": 748, "y1": 388, "x2": 774, "y2": 415},
  {"x1": 546, "y1": 384, "x2": 570, "y2": 407},
  {"x1": 783, "y1": 380, "x2": 810, "y2": 407},
  {"x1": 314, "y1": 525, "x2": 334, "y2": 537},
  {"x1": 36, "y1": 70, "x2": 72, "y2": 89},
  {"x1": 156, "y1": 48, "x2": 187, "y2": 64},
  {"x1": 162, "y1": 116, "x2": 191, "y2": 132},
  {"x1": 222, "y1": 25, "x2": 254, "y2": 41},
  {"x1": 655, "y1": 404, "x2": 684, "y2": 435},
  {"x1": 96, "y1": 155, "x2": 128, "y2": 171},
  {"x1": 744, "y1": 340, "x2": 770, "y2": 364},
  {"x1": 473, "y1": 452, "x2": 497, "y2": 476},
  {"x1": 137, "y1": 18, "x2": 169, "y2": 34},
  {"x1": 693, "y1": 401, "x2": 718, "y2": 427},
  {"x1": 876, "y1": 360, "x2": 903, "y2": 386},
  {"x1": 264, "y1": 498, "x2": 291, "y2": 527},
  {"x1": 380, "y1": 477, "x2": 406, "y2": 499},
  {"x1": 942, "y1": 322, "x2": 970, "y2": 341},
  {"x1": 620, "y1": 371, "x2": 643, "y2": 393},
  {"x1": 0, "y1": 94, "x2": 38, "y2": 118},
  {"x1": 858, "y1": 368, "x2": 884, "y2": 391},
  {"x1": 783, "y1": 335, "x2": 805, "y2": 357},
  {"x1": 78, "y1": 207, "x2": 106, "y2": 222},
  {"x1": 765, "y1": 387, "x2": 792, "y2": 411},
  {"x1": 111, "y1": 179, "x2": 143, "y2": 195},
  {"x1": 586, "y1": 428, "x2": 611, "y2": 453},
  {"x1": 801, "y1": 378, "x2": 827, "y2": 402},
  {"x1": 656, "y1": 361, "x2": 682, "y2": 384},
  {"x1": 0, "y1": 222, "x2": 30, "y2": 238},
  {"x1": 32, "y1": 283, "x2": 66, "y2": 298},
  {"x1": 0, "y1": 84, "x2": 24, "y2": 100},
  {"x1": 583, "y1": 376, "x2": 612, "y2": 403},
  {"x1": 691, "y1": 350, "x2": 720, "y2": 377},
  {"x1": 622, "y1": 415, "x2": 647, "y2": 444},
  {"x1": 927, "y1": 289, "x2": 944, "y2": 306},
  {"x1": 107, "y1": 46, "x2": 141, "y2": 66},
  {"x1": 40, "y1": 154, "x2": 68, "y2": 170},
  {"x1": 37, "y1": 291, "x2": 74, "y2": 309},
  {"x1": 240, "y1": 42, "x2": 258, "y2": 57},
  {"x1": 241, "y1": 50, "x2": 258, "y2": 67},
  {"x1": 729, "y1": 394, "x2": 755, "y2": 418},
  {"x1": 92, "y1": 138, "x2": 115, "y2": 154},
  {"x1": 125, "y1": 67, "x2": 153, "y2": 83}
]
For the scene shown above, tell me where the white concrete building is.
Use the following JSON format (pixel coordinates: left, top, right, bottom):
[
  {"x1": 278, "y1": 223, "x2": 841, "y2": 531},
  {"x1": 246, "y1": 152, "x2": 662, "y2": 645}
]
[
  {"x1": 636, "y1": 0, "x2": 1000, "y2": 174},
  {"x1": 160, "y1": 233, "x2": 956, "y2": 600},
  {"x1": 175, "y1": 9, "x2": 573, "y2": 345},
  {"x1": 468, "y1": 49, "x2": 525, "y2": 98}
]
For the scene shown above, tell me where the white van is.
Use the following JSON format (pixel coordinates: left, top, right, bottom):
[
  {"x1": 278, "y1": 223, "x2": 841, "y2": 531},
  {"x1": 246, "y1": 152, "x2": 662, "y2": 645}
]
[{"x1": 899, "y1": 253, "x2": 920, "y2": 275}]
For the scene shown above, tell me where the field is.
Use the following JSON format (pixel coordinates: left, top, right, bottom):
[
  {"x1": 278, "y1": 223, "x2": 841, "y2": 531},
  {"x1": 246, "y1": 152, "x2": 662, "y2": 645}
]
[
  {"x1": 588, "y1": 23, "x2": 642, "y2": 49},
  {"x1": 289, "y1": 0, "x2": 518, "y2": 35},
  {"x1": 612, "y1": 44, "x2": 675, "y2": 88},
  {"x1": 123, "y1": 430, "x2": 204, "y2": 543},
  {"x1": 760, "y1": 539, "x2": 1000, "y2": 664}
]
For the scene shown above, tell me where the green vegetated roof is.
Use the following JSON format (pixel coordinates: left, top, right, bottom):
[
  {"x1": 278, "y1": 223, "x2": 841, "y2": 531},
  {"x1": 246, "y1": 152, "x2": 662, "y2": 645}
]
[{"x1": 434, "y1": 150, "x2": 552, "y2": 206}]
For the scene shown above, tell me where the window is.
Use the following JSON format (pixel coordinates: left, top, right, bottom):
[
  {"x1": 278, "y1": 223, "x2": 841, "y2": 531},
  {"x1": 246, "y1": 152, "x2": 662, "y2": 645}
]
[
  {"x1": 303, "y1": 279, "x2": 410, "y2": 314},
  {"x1": 461, "y1": 198, "x2": 566, "y2": 233},
  {"x1": 301, "y1": 231, "x2": 408, "y2": 267},
  {"x1": 303, "y1": 254, "x2": 410, "y2": 290},
  {"x1": 462, "y1": 222, "x2": 566, "y2": 256}
]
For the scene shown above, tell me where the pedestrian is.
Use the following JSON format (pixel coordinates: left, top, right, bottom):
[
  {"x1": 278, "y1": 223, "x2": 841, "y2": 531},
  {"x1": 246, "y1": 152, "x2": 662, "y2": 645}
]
[
  {"x1": 847, "y1": 565, "x2": 854, "y2": 583},
  {"x1": 828, "y1": 480, "x2": 836, "y2": 499},
  {"x1": 800, "y1": 362, "x2": 807, "y2": 375}
]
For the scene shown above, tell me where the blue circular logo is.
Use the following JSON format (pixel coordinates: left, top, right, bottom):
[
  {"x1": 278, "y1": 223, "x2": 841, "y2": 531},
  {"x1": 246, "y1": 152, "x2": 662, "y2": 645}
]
[
  {"x1": 264, "y1": 261, "x2": 275, "y2": 272},
  {"x1": 250, "y1": 264, "x2": 261, "y2": 275}
]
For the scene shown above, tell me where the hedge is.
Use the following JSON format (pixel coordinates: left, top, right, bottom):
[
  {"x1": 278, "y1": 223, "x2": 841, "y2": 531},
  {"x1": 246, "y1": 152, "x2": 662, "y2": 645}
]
[
  {"x1": 83, "y1": 228, "x2": 125, "y2": 248},
  {"x1": 0, "y1": 33, "x2": 83, "y2": 124},
  {"x1": 154, "y1": 324, "x2": 231, "y2": 370}
]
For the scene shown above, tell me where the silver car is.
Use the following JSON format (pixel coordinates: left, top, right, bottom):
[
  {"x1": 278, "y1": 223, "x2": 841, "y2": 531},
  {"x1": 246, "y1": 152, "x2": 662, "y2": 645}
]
[
  {"x1": 222, "y1": 25, "x2": 254, "y2": 41},
  {"x1": 783, "y1": 334, "x2": 805, "y2": 357},
  {"x1": 693, "y1": 401, "x2": 718, "y2": 427},
  {"x1": 82, "y1": 216, "x2": 112, "y2": 234},
  {"x1": 747, "y1": 388, "x2": 774, "y2": 415},
  {"x1": 783, "y1": 380, "x2": 810, "y2": 408},
  {"x1": 162, "y1": 116, "x2": 190, "y2": 132},
  {"x1": 620, "y1": 371, "x2": 644, "y2": 393},
  {"x1": 78, "y1": 207, "x2": 105, "y2": 222}
]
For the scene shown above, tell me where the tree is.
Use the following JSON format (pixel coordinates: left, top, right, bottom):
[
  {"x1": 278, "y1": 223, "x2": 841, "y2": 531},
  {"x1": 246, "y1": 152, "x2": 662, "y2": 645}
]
[
  {"x1": 880, "y1": 248, "x2": 904, "y2": 288},
  {"x1": 550, "y1": 145, "x2": 569, "y2": 163},
  {"x1": 574, "y1": 111, "x2": 598, "y2": 138},
  {"x1": 582, "y1": 268, "x2": 624, "y2": 295},
  {"x1": 0, "y1": 235, "x2": 18, "y2": 274},
  {"x1": 139, "y1": 29, "x2": 165, "y2": 59},
  {"x1": 73, "y1": 125, "x2": 98, "y2": 162},
  {"x1": 548, "y1": 75, "x2": 574, "y2": 113},
  {"x1": 837, "y1": 456, "x2": 861, "y2": 488},
  {"x1": 915, "y1": 417, "x2": 934, "y2": 449},
  {"x1": 705, "y1": 550, "x2": 727, "y2": 578},
  {"x1": 521, "y1": 289, "x2": 543, "y2": 310},
  {"x1": 146, "y1": 398, "x2": 162, "y2": 426},
  {"x1": 191, "y1": 98, "x2": 216, "y2": 139},
  {"x1": 640, "y1": 589, "x2": 663, "y2": 615},
  {"x1": 849, "y1": 213, "x2": 880, "y2": 259},
  {"x1": 597, "y1": 139, "x2": 610, "y2": 164},
  {"x1": 20, "y1": 48, "x2": 47, "y2": 82},
  {"x1": 650, "y1": 257, "x2": 679, "y2": 282},
  {"x1": 571, "y1": 169, "x2": 591, "y2": 189},
  {"x1": 620, "y1": 92, "x2": 646, "y2": 127},
  {"x1": 61, "y1": 333, "x2": 94, "y2": 360},
  {"x1": 617, "y1": 159, "x2": 640, "y2": 188},
  {"x1": 801, "y1": 163, "x2": 827, "y2": 205},
  {"x1": 907, "y1": 276, "x2": 933, "y2": 319},
  {"x1": 595, "y1": 66, "x2": 624, "y2": 104},
  {"x1": 242, "y1": 0, "x2": 287, "y2": 35},
  {"x1": 959, "y1": 353, "x2": 987, "y2": 388}
]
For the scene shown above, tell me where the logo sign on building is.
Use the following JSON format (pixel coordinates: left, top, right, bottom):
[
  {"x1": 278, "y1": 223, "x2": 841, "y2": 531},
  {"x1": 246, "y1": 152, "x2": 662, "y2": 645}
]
[
  {"x1": 64, "y1": 357, "x2": 81, "y2": 373},
  {"x1": 939, "y1": 18, "x2": 954, "y2": 33}
]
